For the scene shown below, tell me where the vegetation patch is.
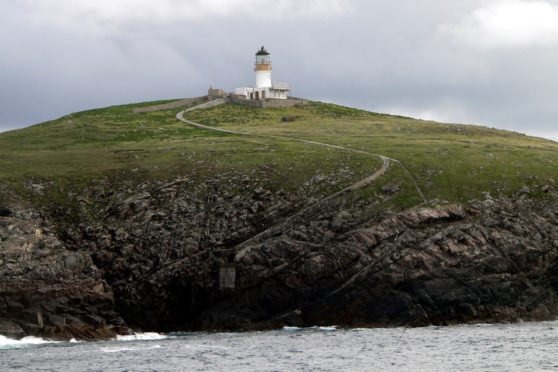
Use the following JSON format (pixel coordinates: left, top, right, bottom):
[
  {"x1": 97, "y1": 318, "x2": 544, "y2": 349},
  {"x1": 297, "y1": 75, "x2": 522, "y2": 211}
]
[{"x1": 1, "y1": 98, "x2": 557, "y2": 212}]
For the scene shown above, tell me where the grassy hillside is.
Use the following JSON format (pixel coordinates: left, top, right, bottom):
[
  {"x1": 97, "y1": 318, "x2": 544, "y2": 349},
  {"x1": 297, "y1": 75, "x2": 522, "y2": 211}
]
[{"x1": 1, "y1": 98, "x2": 556, "y2": 210}]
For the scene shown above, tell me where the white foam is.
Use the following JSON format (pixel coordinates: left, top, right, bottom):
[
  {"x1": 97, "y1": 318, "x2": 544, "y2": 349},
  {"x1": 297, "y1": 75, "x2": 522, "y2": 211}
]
[
  {"x1": 115, "y1": 332, "x2": 168, "y2": 341},
  {"x1": 282, "y1": 326, "x2": 302, "y2": 332},
  {"x1": 281, "y1": 326, "x2": 337, "y2": 332},
  {"x1": 316, "y1": 326, "x2": 337, "y2": 332},
  {"x1": 0, "y1": 335, "x2": 60, "y2": 349},
  {"x1": 101, "y1": 344, "x2": 162, "y2": 353}
]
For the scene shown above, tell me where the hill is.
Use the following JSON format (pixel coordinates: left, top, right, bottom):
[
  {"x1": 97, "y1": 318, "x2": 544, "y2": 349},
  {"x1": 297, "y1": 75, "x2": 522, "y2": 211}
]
[
  {"x1": 1, "y1": 97, "x2": 558, "y2": 340},
  {"x1": 1, "y1": 97, "x2": 556, "y2": 206}
]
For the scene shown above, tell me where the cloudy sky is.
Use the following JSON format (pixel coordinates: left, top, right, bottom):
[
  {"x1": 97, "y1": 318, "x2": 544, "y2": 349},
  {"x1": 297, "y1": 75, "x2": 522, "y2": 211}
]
[{"x1": 1, "y1": 0, "x2": 558, "y2": 140}]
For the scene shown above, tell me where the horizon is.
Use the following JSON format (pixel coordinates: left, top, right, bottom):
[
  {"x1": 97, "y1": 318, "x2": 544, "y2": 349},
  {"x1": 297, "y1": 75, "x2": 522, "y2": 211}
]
[
  {"x1": 2, "y1": 1, "x2": 558, "y2": 142},
  {"x1": 1, "y1": 95, "x2": 557, "y2": 143}
]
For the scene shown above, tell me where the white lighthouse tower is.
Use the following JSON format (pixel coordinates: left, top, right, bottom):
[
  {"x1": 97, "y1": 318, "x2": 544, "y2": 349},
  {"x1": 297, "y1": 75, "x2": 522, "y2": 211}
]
[
  {"x1": 255, "y1": 46, "x2": 272, "y2": 88},
  {"x1": 235, "y1": 46, "x2": 291, "y2": 101}
]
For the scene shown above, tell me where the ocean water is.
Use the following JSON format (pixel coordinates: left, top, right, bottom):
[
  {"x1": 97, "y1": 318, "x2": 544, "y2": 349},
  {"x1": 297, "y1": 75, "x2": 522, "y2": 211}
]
[{"x1": 2, "y1": 321, "x2": 558, "y2": 371}]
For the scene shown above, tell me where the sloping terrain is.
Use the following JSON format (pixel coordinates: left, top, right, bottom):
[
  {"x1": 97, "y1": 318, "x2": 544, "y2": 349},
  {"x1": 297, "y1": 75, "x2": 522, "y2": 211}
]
[{"x1": 0, "y1": 97, "x2": 557, "y2": 339}]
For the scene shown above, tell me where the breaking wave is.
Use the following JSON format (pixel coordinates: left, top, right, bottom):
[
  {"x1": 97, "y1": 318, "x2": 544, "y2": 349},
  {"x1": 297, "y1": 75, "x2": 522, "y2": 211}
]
[
  {"x1": 115, "y1": 332, "x2": 168, "y2": 341},
  {"x1": 0, "y1": 335, "x2": 60, "y2": 350}
]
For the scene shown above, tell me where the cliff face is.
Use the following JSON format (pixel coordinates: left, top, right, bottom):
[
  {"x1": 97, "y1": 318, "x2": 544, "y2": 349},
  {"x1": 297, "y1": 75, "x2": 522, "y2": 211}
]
[
  {"x1": 0, "y1": 208, "x2": 127, "y2": 340},
  {"x1": 1, "y1": 176, "x2": 558, "y2": 339}
]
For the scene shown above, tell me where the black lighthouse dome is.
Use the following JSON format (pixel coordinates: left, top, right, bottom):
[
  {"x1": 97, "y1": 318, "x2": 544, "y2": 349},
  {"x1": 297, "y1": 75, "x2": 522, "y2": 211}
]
[{"x1": 256, "y1": 46, "x2": 270, "y2": 56}]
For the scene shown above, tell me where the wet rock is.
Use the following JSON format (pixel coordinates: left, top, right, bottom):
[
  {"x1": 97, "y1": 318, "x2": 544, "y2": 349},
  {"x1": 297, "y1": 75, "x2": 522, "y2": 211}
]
[{"x1": 0, "y1": 320, "x2": 25, "y2": 339}]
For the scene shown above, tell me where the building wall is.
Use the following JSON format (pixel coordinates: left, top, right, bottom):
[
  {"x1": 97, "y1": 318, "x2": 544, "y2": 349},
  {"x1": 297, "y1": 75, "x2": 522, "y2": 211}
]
[
  {"x1": 235, "y1": 87, "x2": 251, "y2": 96},
  {"x1": 266, "y1": 89, "x2": 289, "y2": 99}
]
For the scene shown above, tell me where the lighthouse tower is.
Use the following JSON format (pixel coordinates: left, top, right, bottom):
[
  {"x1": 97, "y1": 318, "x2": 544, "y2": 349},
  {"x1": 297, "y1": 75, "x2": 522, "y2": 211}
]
[
  {"x1": 235, "y1": 46, "x2": 291, "y2": 101},
  {"x1": 255, "y1": 46, "x2": 272, "y2": 88}
]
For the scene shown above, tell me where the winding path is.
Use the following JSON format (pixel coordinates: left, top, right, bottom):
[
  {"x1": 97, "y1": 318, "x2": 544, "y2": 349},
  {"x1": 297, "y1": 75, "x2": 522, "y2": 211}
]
[
  {"x1": 113, "y1": 100, "x2": 428, "y2": 285},
  {"x1": 176, "y1": 100, "x2": 427, "y2": 204},
  {"x1": 120, "y1": 155, "x2": 391, "y2": 286},
  {"x1": 109, "y1": 100, "x2": 428, "y2": 287}
]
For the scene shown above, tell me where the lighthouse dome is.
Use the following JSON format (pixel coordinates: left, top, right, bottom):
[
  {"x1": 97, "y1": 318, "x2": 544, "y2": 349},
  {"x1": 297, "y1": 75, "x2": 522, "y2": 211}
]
[{"x1": 256, "y1": 46, "x2": 270, "y2": 56}]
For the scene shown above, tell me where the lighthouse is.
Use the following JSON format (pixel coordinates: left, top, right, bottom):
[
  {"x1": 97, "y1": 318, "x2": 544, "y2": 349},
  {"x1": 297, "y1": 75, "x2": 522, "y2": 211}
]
[
  {"x1": 255, "y1": 46, "x2": 272, "y2": 88},
  {"x1": 235, "y1": 46, "x2": 291, "y2": 101}
]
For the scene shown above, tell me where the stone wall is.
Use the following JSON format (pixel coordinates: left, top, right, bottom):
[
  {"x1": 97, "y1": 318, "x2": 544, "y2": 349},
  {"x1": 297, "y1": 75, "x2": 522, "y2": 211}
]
[
  {"x1": 132, "y1": 95, "x2": 308, "y2": 114},
  {"x1": 228, "y1": 95, "x2": 308, "y2": 108},
  {"x1": 228, "y1": 96, "x2": 261, "y2": 108},
  {"x1": 208, "y1": 88, "x2": 226, "y2": 100},
  {"x1": 261, "y1": 98, "x2": 308, "y2": 108},
  {"x1": 132, "y1": 97, "x2": 206, "y2": 113}
]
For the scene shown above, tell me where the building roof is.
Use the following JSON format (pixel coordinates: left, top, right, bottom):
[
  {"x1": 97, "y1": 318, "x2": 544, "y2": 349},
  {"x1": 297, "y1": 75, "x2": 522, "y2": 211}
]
[
  {"x1": 272, "y1": 82, "x2": 291, "y2": 90},
  {"x1": 256, "y1": 46, "x2": 270, "y2": 56}
]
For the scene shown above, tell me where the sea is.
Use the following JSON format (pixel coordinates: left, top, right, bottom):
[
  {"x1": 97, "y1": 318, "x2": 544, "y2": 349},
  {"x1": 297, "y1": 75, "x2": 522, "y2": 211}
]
[{"x1": 2, "y1": 320, "x2": 558, "y2": 371}]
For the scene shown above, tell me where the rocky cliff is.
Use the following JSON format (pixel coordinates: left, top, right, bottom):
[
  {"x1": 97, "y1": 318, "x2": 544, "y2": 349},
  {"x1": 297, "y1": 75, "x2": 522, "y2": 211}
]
[
  {"x1": 1, "y1": 174, "x2": 557, "y2": 340},
  {"x1": 0, "y1": 207, "x2": 127, "y2": 340}
]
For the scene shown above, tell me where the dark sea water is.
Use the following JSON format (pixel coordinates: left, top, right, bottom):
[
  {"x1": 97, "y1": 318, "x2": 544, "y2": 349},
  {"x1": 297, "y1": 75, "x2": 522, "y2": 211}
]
[{"x1": 2, "y1": 321, "x2": 558, "y2": 371}]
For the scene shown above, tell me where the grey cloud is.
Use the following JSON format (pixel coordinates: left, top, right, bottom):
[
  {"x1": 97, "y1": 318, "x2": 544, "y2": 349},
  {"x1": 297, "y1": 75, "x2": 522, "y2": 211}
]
[{"x1": 0, "y1": 0, "x2": 557, "y2": 141}]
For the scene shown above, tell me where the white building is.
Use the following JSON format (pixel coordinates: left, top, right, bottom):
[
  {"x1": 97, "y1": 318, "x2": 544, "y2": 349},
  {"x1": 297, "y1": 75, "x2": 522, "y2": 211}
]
[{"x1": 235, "y1": 46, "x2": 291, "y2": 100}]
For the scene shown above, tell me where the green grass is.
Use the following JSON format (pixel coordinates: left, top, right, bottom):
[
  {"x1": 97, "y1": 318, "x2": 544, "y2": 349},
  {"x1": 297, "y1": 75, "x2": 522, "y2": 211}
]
[
  {"x1": 183, "y1": 102, "x2": 558, "y2": 202},
  {"x1": 1, "y1": 98, "x2": 557, "y2": 212}
]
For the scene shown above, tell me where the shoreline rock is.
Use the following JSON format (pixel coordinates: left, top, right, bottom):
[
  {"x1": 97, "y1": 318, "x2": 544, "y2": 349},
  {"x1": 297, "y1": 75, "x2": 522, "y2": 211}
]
[
  {"x1": 1, "y1": 176, "x2": 557, "y2": 340},
  {"x1": 0, "y1": 209, "x2": 129, "y2": 340}
]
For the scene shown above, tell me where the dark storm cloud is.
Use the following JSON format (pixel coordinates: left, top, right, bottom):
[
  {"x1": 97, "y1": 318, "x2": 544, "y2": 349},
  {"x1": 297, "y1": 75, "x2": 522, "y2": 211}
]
[{"x1": 1, "y1": 0, "x2": 557, "y2": 140}]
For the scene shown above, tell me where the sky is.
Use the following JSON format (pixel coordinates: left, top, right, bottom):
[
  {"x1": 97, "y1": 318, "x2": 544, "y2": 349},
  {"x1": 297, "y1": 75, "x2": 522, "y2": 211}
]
[{"x1": 1, "y1": 0, "x2": 558, "y2": 141}]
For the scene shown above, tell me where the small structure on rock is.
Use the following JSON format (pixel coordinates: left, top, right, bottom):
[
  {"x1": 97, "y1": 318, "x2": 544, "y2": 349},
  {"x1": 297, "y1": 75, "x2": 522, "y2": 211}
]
[
  {"x1": 235, "y1": 46, "x2": 291, "y2": 101},
  {"x1": 208, "y1": 86, "x2": 226, "y2": 100},
  {"x1": 219, "y1": 267, "x2": 236, "y2": 290}
]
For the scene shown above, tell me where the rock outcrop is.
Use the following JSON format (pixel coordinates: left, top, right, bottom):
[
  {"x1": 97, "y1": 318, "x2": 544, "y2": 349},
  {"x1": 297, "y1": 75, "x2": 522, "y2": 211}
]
[
  {"x1": 0, "y1": 208, "x2": 128, "y2": 340},
  {"x1": 1, "y1": 175, "x2": 558, "y2": 339}
]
